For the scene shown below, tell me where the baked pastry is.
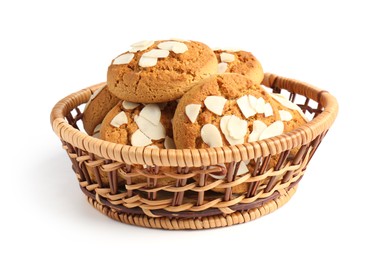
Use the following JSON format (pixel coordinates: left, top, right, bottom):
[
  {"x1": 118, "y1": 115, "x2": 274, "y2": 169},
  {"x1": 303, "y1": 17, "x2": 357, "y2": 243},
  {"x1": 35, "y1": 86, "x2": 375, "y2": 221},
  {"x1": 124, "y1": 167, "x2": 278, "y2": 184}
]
[
  {"x1": 82, "y1": 85, "x2": 119, "y2": 136},
  {"x1": 107, "y1": 40, "x2": 218, "y2": 103},
  {"x1": 172, "y1": 73, "x2": 307, "y2": 193},
  {"x1": 214, "y1": 49, "x2": 264, "y2": 84},
  {"x1": 99, "y1": 100, "x2": 178, "y2": 187}
]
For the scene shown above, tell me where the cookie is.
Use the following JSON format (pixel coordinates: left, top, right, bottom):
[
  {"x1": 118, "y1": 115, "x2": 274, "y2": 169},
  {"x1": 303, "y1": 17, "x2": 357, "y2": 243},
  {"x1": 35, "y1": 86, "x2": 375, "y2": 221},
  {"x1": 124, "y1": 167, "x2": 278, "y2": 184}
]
[
  {"x1": 100, "y1": 100, "x2": 178, "y2": 187},
  {"x1": 214, "y1": 49, "x2": 264, "y2": 84},
  {"x1": 107, "y1": 40, "x2": 218, "y2": 103},
  {"x1": 172, "y1": 73, "x2": 282, "y2": 149},
  {"x1": 82, "y1": 85, "x2": 120, "y2": 135},
  {"x1": 172, "y1": 73, "x2": 307, "y2": 194},
  {"x1": 100, "y1": 100, "x2": 176, "y2": 148}
]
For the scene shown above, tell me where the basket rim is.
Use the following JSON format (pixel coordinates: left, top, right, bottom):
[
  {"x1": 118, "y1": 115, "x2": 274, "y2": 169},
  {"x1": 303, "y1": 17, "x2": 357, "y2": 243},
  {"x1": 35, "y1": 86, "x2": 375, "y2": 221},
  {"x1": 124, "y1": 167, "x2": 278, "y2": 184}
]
[{"x1": 50, "y1": 73, "x2": 338, "y2": 167}]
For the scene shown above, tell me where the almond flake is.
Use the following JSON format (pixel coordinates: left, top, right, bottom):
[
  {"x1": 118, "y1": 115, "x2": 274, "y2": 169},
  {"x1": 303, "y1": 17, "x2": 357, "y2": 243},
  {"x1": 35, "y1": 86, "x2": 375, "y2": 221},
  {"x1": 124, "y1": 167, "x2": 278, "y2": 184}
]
[
  {"x1": 164, "y1": 136, "x2": 176, "y2": 149},
  {"x1": 255, "y1": 97, "x2": 265, "y2": 113},
  {"x1": 139, "y1": 56, "x2": 158, "y2": 67},
  {"x1": 139, "y1": 104, "x2": 161, "y2": 126},
  {"x1": 279, "y1": 110, "x2": 293, "y2": 121},
  {"x1": 220, "y1": 52, "x2": 235, "y2": 63},
  {"x1": 93, "y1": 123, "x2": 101, "y2": 139},
  {"x1": 209, "y1": 164, "x2": 227, "y2": 179},
  {"x1": 217, "y1": 62, "x2": 228, "y2": 73},
  {"x1": 227, "y1": 115, "x2": 248, "y2": 140},
  {"x1": 131, "y1": 129, "x2": 153, "y2": 147},
  {"x1": 185, "y1": 104, "x2": 201, "y2": 123},
  {"x1": 110, "y1": 111, "x2": 128, "y2": 127},
  {"x1": 201, "y1": 124, "x2": 223, "y2": 148},
  {"x1": 113, "y1": 53, "x2": 134, "y2": 65},
  {"x1": 129, "y1": 40, "x2": 154, "y2": 52},
  {"x1": 237, "y1": 95, "x2": 256, "y2": 118},
  {"x1": 248, "y1": 120, "x2": 267, "y2": 142},
  {"x1": 264, "y1": 103, "x2": 273, "y2": 117},
  {"x1": 204, "y1": 96, "x2": 227, "y2": 116},
  {"x1": 157, "y1": 41, "x2": 188, "y2": 54},
  {"x1": 271, "y1": 93, "x2": 308, "y2": 121},
  {"x1": 143, "y1": 49, "x2": 170, "y2": 58},
  {"x1": 122, "y1": 101, "x2": 140, "y2": 110},
  {"x1": 236, "y1": 161, "x2": 249, "y2": 175},
  {"x1": 248, "y1": 95, "x2": 258, "y2": 110},
  {"x1": 93, "y1": 123, "x2": 101, "y2": 134},
  {"x1": 259, "y1": 121, "x2": 284, "y2": 140},
  {"x1": 134, "y1": 115, "x2": 166, "y2": 140},
  {"x1": 220, "y1": 115, "x2": 245, "y2": 145}
]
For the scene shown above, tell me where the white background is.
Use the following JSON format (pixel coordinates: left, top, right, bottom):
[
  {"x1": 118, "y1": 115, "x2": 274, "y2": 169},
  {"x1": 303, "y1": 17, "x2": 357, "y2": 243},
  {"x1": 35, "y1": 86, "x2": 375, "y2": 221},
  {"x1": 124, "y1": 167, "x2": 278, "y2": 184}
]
[{"x1": 1, "y1": 0, "x2": 389, "y2": 259}]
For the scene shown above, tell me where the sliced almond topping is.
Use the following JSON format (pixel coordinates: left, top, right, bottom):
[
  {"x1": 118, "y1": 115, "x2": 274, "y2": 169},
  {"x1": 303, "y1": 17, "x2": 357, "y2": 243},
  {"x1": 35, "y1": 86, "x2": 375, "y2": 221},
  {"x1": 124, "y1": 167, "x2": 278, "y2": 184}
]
[
  {"x1": 113, "y1": 53, "x2": 134, "y2": 65},
  {"x1": 237, "y1": 95, "x2": 256, "y2": 118},
  {"x1": 248, "y1": 95, "x2": 258, "y2": 110},
  {"x1": 143, "y1": 49, "x2": 170, "y2": 58},
  {"x1": 227, "y1": 115, "x2": 248, "y2": 140},
  {"x1": 220, "y1": 52, "x2": 235, "y2": 63},
  {"x1": 139, "y1": 56, "x2": 158, "y2": 67},
  {"x1": 217, "y1": 62, "x2": 228, "y2": 73},
  {"x1": 236, "y1": 161, "x2": 249, "y2": 175},
  {"x1": 255, "y1": 97, "x2": 265, "y2": 113},
  {"x1": 201, "y1": 124, "x2": 223, "y2": 148},
  {"x1": 164, "y1": 136, "x2": 176, "y2": 149},
  {"x1": 279, "y1": 110, "x2": 293, "y2": 121},
  {"x1": 220, "y1": 115, "x2": 245, "y2": 145},
  {"x1": 93, "y1": 123, "x2": 101, "y2": 134},
  {"x1": 204, "y1": 96, "x2": 227, "y2": 116},
  {"x1": 248, "y1": 120, "x2": 267, "y2": 142},
  {"x1": 172, "y1": 43, "x2": 188, "y2": 54},
  {"x1": 131, "y1": 129, "x2": 153, "y2": 147},
  {"x1": 92, "y1": 123, "x2": 101, "y2": 139},
  {"x1": 122, "y1": 101, "x2": 140, "y2": 110},
  {"x1": 110, "y1": 111, "x2": 128, "y2": 127},
  {"x1": 157, "y1": 41, "x2": 188, "y2": 54},
  {"x1": 264, "y1": 103, "x2": 273, "y2": 117},
  {"x1": 259, "y1": 121, "x2": 284, "y2": 140},
  {"x1": 129, "y1": 40, "x2": 154, "y2": 52},
  {"x1": 209, "y1": 164, "x2": 227, "y2": 179},
  {"x1": 185, "y1": 104, "x2": 201, "y2": 123},
  {"x1": 134, "y1": 115, "x2": 166, "y2": 140},
  {"x1": 271, "y1": 93, "x2": 308, "y2": 121},
  {"x1": 139, "y1": 104, "x2": 161, "y2": 126}
]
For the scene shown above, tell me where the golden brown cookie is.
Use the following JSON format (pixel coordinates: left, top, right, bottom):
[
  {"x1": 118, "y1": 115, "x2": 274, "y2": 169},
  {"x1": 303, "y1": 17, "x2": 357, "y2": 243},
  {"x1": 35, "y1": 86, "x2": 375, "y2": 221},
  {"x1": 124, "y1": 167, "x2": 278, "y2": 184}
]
[
  {"x1": 107, "y1": 40, "x2": 218, "y2": 103},
  {"x1": 100, "y1": 100, "x2": 178, "y2": 187},
  {"x1": 100, "y1": 100, "x2": 176, "y2": 147},
  {"x1": 82, "y1": 85, "x2": 120, "y2": 136},
  {"x1": 172, "y1": 73, "x2": 283, "y2": 149},
  {"x1": 173, "y1": 73, "x2": 307, "y2": 194},
  {"x1": 214, "y1": 49, "x2": 264, "y2": 84}
]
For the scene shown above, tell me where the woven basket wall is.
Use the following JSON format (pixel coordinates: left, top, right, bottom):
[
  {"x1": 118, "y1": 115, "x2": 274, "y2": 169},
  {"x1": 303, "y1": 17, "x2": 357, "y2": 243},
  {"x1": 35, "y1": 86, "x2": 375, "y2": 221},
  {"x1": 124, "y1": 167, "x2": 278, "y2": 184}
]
[{"x1": 50, "y1": 73, "x2": 338, "y2": 230}]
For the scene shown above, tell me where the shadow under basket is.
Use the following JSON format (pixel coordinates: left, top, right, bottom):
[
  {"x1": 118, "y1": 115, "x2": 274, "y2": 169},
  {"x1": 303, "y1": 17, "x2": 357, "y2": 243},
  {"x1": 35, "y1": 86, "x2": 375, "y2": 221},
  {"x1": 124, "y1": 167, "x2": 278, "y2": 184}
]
[{"x1": 50, "y1": 73, "x2": 338, "y2": 230}]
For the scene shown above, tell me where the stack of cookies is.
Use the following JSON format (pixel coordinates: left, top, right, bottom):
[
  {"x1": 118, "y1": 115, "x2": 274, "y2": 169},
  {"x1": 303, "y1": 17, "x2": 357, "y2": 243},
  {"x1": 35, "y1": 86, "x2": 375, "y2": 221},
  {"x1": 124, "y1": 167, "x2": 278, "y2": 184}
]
[{"x1": 82, "y1": 39, "x2": 308, "y2": 193}]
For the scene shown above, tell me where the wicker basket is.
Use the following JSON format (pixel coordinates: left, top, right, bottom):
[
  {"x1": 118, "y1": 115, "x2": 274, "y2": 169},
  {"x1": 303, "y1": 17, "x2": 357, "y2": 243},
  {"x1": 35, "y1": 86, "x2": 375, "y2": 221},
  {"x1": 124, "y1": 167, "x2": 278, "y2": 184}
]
[{"x1": 50, "y1": 73, "x2": 338, "y2": 230}]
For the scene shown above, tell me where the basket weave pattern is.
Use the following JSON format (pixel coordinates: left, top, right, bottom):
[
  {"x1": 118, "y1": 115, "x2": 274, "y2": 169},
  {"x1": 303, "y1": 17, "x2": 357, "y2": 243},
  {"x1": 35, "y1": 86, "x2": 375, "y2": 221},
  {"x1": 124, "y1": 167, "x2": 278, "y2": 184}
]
[{"x1": 50, "y1": 73, "x2": 338, "y2": 229}]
